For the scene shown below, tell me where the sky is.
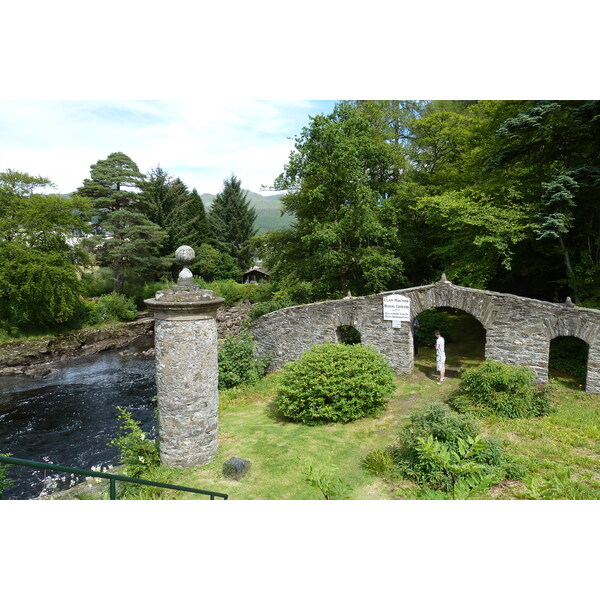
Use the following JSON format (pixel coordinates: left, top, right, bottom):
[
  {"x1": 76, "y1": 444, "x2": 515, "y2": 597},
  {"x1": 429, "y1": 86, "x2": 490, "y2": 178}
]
[{"x1": 0, "y1": 100, "x2": 338, "y2": 195}]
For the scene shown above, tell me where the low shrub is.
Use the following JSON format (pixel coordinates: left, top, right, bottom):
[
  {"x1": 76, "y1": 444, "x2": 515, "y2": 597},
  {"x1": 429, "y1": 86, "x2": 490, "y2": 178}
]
[
  {"x1": 248, "y1": 298, "x2": 296, "y2": 320},
  {"x1": 80, "y1": 267, "x2": 115, "y2": 297},
  {"x1": 391, "y1": 402, "x2": 513, "y2": 495},
  {"x1": 448, "y1": 359, "x2": 552, "y2": 418},
  {"x1": 124, "y1": 278, "x2": 174, "y2": 309},
  {"x1": 108, "y1": 407, "x2": 159, "y2": 479},
  {"x1": 274, "y1": 343, "x2": 396, "y2": 425},
  {"x1": 218, "y1": 331, "x2": 272, "y2": 390},
  {"x1": 203, "y1": 279, "x2": 275, "y2": 307},
  {"x1": 301, "y1": 459, "x2": 352, "y2": 499},
  {"x1": 362, "y1": 448, "x2": 395, "y2": 478},
  {"x1": 85, "y1": 292, "x2": 138, "y2": 325}
]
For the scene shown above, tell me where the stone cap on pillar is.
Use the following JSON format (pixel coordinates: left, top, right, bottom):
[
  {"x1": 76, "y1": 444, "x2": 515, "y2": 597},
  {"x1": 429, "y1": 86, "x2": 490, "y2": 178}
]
[{"x1": 144, "y1": 245, "x2": 224, "y2": 320}]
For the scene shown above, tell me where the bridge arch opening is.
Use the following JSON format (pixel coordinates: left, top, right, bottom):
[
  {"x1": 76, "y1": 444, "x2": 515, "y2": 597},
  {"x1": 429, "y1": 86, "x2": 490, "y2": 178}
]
[
  {"x1": 549, "y1": 336, "x2": 589, "y2": 387},
  {"x1": 337, "y1": 325, "x2": 362, "y2": 345},
  {"x1": 413, "y1": 307, "x2": 486, "y2": 377}
]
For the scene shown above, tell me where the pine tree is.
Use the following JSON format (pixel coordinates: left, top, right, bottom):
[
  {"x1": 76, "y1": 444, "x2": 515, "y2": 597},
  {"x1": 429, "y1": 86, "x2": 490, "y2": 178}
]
[
  {"x1": 208, "y1": 175, "x2": 257, "y2": 270},
  {"x1": 77, "y1": 151, "x2": 146, "y2": 219},
  {"x1": 77, "y1": 153, "x2": 168, "y2": 292},
  {"x1": 95, "y1": 209, "x2": 169, "y2": 294}
]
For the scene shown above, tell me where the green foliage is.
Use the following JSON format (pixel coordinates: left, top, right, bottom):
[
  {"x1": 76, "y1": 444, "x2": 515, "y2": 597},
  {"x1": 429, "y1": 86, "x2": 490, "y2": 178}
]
[
  {"x1": 205, "y1": 279, "x2": 274, "y2": 307},
  {"x1": 391, "y1": 402, "x2": 511, "y2": 494},
  {"x1": 0, "y1": 454, "x2": 13, "y2": 499},
  {"x1": 77, "y1": 151, "x2": 145, "y2": 215},
  {"x1": 77, "y1": 153, "x2": 171, "y2": 293},
  {"x1": 275, "y1": 343, "x2": 395, "y2": 425},
  {"x1": 209, "y1": 175, "x2": 257, "y2": 270},
  {"x1": 248, "y1": 298, "x2": 296, "y2": 321},
  {"x1": 413, "y1": 433, "x2": 497, "y2": 499},
  {"x1": 218, "y1": 331, "x2": 272, "y2": 390},
  {"x1": 548, "y1": 336, "x2": 588, "y2": 380},
  {"x1": 362, "y1": 448, "x2": 395, "y2": 478},
  {"x1": 0, "y1": 170, "x2": 90, "y2": 331},
  {"x1": 87, "y1": 208, "x2": 170, "y2": 294},
  {"x1": 108, "y1": 406, "x2": 159, "y2": 479},
  {"x1": 192, "y1": 244, "x2": 242, "y2": 282},
  {"x1": 123, "y1": 278, "x2": 174, "y2": 309},
  {"x1": 0, "y1": 242, "x2": 86, "y2": 330},
  {"x1": 80, "y1": 267, "x2": 115, "y2": 297},
  {"x1": 165, "y1": 184, "x2": 210, "y2": 252},
  {"x1": 523, "y1": 468, "x2": 600, "y2": 500},
  {"x1": 85, "y1": 292, "x2": 138, "y2": 325},
  {"x1": 337, "y1": 325, "x2": 361, "y2": 345},
  {"x1": 267, "y1": 103, "x2": 407, "y2": 297},
  {"x1": 415, "y1": 308, "x2": 450, "y2": 347},
  {"x1": 301, "y1": 459, "x2": 352, "y2": 499},
  {"x1": 448, "y1": 360, "x2": 553, "y2": 418}
]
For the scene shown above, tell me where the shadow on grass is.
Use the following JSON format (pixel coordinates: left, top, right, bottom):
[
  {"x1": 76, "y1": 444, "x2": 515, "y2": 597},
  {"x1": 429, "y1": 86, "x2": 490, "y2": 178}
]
[
  {"x1": 549, "y1": 370, "x2": 586, "y2": 391},
  {"x1": 413, "y1": 360, "x2": 462, "y2": 381},
  {"x1": 265, "y1": 400, "x2": 297, "y2": 424}
]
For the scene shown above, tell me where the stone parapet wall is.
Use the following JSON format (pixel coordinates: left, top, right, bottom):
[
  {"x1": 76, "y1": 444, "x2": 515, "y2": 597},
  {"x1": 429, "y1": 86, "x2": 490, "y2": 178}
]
[{"x1": 249, "y1": 281, "x2": 600, "y2": 394}]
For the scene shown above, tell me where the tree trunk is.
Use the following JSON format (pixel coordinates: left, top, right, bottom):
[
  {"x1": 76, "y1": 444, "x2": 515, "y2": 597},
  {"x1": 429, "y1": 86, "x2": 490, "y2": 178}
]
[
  {"x1": 558, "y1": 233, "x2": 580, "y2": 303},
  {"x1": 114, "y1": 270, "x2": 125, "y2": 295}
]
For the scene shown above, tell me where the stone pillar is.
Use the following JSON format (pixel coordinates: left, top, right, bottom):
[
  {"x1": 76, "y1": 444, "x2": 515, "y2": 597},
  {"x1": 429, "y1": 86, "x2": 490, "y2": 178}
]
[
  {"x1": 145, "y1": 246, "x2": 224, "y2": 468},
  {"x1": 586, "y1": 342, "x2": 600, "y2": 394}
]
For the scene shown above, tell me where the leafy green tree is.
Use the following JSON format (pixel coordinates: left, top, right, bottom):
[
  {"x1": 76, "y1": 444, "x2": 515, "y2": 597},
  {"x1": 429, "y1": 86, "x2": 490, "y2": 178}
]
[
  {"x1": 192, "y1": 243, "x2": 241, "y2": 281},
  {"x1": 266, "y1": 103, "x2": 405, "y2": 297},
  {"x1": 491, "y1": 101, "x2": 600, "y2": 303},
  {"x1": 0, "y1": 170, "x2": 90, "y2": 330},
  {"x1": 209, "y1": 175, "x2": 257, "y2": 270}
]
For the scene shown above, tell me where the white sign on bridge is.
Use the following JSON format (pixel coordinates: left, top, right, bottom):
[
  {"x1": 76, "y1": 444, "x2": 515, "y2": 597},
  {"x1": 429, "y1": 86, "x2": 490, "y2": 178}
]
[{"x1": 383, "y1": 294, "x2": 411, "y2": 322}]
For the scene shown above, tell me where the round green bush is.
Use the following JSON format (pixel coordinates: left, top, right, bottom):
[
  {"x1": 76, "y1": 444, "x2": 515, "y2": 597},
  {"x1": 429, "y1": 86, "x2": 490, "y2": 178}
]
[
  {"x1": 274, "y1": 343, "x2": 396, "y2": 425},
  {"x1": 448, "y1": 359, "x2": 552, "y2": 418}
]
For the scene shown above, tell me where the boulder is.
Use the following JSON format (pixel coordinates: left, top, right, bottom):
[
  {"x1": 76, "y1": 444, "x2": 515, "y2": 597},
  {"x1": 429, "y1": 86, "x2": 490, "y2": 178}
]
[{"x1": 222, "y1": 457, "x2": 251, "y2": 481}]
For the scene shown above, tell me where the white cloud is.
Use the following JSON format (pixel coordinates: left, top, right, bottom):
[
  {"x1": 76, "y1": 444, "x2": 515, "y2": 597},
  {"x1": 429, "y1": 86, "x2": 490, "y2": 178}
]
[{"x1": 0, "y1": 100, "x2": 336, "y2": 194}]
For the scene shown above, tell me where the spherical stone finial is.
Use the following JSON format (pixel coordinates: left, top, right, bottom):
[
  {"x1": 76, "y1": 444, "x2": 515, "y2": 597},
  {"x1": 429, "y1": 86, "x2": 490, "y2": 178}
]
[
  {"x1": 175, "y1": 246, "x2": 195, "y2": 286},
  {"x1": 176, "y1": 245, "x2": 195, "y2": 266}
]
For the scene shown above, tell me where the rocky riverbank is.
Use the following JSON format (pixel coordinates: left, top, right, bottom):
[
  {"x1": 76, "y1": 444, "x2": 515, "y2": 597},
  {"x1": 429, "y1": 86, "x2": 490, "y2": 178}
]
[{"x1": 0, "y1": 303, "x2": 253, "y2": 377}]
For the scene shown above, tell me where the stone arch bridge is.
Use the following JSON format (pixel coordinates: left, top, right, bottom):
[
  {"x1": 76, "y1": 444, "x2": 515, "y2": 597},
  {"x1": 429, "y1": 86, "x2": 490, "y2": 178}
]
[{"x1": 249, "y1": 277, "x2": 600, "y2": 394}]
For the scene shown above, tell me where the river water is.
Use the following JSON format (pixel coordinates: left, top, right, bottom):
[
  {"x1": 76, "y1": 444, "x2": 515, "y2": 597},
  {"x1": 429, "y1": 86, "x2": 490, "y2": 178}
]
[{"x1": 0, "y1": 348, "x2": 157, "y2": 500}]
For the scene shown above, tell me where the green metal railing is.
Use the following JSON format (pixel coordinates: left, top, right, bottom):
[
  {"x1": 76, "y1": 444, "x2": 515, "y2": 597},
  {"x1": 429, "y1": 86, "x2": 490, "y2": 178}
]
[{"x1": 0, "y1": 455, "x2": 228, "y2": 500}]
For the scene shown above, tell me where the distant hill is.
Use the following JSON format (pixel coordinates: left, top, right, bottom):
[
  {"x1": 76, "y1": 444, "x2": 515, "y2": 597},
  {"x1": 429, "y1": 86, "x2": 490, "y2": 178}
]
[{"x1": 201, "y1": 190, "x2": 294, "y2": 234}]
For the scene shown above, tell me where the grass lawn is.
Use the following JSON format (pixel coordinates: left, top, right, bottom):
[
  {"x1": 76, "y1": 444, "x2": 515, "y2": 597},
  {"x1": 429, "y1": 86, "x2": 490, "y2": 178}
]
[{"x1": 71, "y1": 310, "x2": 599, "y2": 500}]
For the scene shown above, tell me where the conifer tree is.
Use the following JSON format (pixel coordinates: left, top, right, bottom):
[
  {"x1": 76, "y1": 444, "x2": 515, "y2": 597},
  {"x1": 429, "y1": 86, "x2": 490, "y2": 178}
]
[
  {"x1": 165, "y1": 185, "x2": 210, "y2": 250},
  {"x1": 208, "y1": 175, "x2": 257, "y2": 270},
  {"x1": 77, "y1": 151, "x2": 146, "y2": 219},
  {"x1": 77, "y1": 152, "x2": 168, "y2": 292}
]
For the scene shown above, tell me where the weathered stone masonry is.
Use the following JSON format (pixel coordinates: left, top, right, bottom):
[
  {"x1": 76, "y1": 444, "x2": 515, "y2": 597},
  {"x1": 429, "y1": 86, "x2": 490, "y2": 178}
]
[{"x1": 250, "y1": 279, "x2": 600, "y2": 394}]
